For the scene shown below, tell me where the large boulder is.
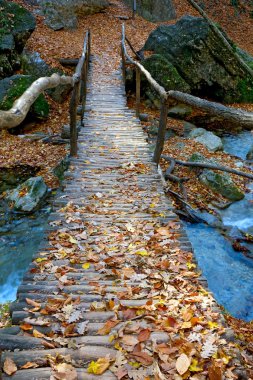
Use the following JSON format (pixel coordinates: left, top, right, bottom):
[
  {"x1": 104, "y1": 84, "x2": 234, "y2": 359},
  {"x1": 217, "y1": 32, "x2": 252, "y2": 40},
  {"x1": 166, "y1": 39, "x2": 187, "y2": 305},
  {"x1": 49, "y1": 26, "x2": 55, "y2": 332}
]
[
  {"x1": 142, "y1": 16, "x2": 253, "y2": 103},
  {"x1": 40, "y1": 0, "x2": 109, "y2": 30},
  {"x1": 0, "y1": 75, "x2": 49, "y2": 119},
  {"x1": 123, "y1": 0, "x2": 176, "y2": 22},
  {"x1": 188, "y1": 128, "x2": 223, "y2": 152},
  {"x1": 5, "y1": 176, "x2": 48, "y2": 213},
  {"x1": 199, "y1": 170, "x2": 244, "y2": 201},
  {"x1": 0, "y1": 0, "x2": 36, "y2": 78},
  {"x1": 22, "y1": 51, "x2": 72, "y2": 103}
]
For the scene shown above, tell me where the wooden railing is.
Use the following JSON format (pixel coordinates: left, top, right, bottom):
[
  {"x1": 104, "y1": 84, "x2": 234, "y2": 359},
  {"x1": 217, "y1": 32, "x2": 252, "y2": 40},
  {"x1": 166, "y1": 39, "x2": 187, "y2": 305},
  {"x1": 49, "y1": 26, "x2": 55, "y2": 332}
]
[
  {"x1": 121, "y1": 24, "x2": 253, "y2": 166},
  {"x1": 69, "y1": 30, "x2": 91, "y2": 156},
  {"x1": 121, "y1": 24, "x2": 169, "y2": 165}
]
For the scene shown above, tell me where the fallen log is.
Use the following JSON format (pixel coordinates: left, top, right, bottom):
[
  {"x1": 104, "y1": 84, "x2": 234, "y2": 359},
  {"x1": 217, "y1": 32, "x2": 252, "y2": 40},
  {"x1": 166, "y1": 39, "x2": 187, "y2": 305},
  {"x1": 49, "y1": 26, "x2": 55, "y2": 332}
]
[
  {"x1": 161, "y1": 155, "x2": 253, "y2": 180},
  {"x1": 59, "y1": 58, "x2": 79, "y2": 66},
  {"x1": 0, "y1": 74, "x2": 76, "y2": 130},
  {"x1": 167, "y1": 90, "x2": 253, "y2": 129}
]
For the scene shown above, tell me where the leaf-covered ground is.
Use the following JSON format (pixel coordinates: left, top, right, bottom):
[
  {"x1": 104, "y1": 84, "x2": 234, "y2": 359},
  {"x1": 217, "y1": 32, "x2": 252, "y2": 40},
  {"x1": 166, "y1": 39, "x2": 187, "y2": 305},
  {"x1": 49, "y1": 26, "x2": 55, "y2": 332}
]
[{"x1": 1, "y1": 0, "x2": 253, "y2": 377}]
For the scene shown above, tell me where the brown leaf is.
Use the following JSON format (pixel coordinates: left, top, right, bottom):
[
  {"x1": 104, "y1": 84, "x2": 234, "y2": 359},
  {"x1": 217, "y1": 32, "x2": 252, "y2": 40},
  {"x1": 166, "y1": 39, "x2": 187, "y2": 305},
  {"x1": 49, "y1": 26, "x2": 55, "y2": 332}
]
[
  {"x1": 21, "y1": 361, "x2": 39, "y2": 369},
  {"x1": 52, "y1": 363, "x2": 77, "y2": 380},
  {"x1": 33, "y1": 329, "x2": 47, "y2": 338},
  {"x1": 130, "y1": 352, "x2": 154, "y2": 366},
  {"x1": 122, "y1": 335, "x2": 139, "y2": 346},
  {"x1": 137, "y1": 328, "x2": 151, "y2": 342},
  {"x1": 176, "y1": 354, "x2": 191, "y2": 375},
  {"x1": 3, "y1": 357, "x2": 17, "y2": 376},
  {"x1": 26, "y1": 298, "x2": 41, "y2": 308},
  {"x1": 208, "y1": 361, "x2": 223, "y2": 380},
  {"x1": 97, "y1": 320, "x2": 119, "y2": 335}
]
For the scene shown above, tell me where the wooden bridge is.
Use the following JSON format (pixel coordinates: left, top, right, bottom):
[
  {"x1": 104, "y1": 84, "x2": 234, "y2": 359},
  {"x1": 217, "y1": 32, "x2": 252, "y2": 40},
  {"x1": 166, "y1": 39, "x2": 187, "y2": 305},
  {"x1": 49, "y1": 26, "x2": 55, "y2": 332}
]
[{"x1": 0, "y1": 29, "x2": 246, "y2": 380}]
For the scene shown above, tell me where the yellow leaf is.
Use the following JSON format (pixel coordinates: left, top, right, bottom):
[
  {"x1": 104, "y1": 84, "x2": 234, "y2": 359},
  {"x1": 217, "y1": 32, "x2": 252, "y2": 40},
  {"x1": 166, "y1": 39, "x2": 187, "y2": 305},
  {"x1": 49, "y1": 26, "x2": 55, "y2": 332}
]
[
  {"x1": 150, "y1": 203, "x2": 156, "y2": 208},
  {"x1": 208, "y1": 321, "x2": 219, "y2": 329},
  {"x1": 189, "y1": 358, "x2": 203, "y2": 372},
  {"x1": 135, "y1": 249, "x2": 149, "y2": 256},
  {"x1": 35, "y1": 257, "x2": 47, "y2": 263},
  {"x1": 109, "y1": 335, "x2": 115, "y2": 343},
  {"x1": 82, "y1": 263, "x2": 90, "y2": 270},
  {"x1": 69, "y1": 236, "x2": 78, "y2": 244},
  {"x1": 87, "y1": 357, "x2": 110, "y2": 375},
  {"x1": 129, "y1": 361, "x2": 141, "y2": 368},
  {"x1": 187, "y1": 262, "x2": 196, "y2": 269}
]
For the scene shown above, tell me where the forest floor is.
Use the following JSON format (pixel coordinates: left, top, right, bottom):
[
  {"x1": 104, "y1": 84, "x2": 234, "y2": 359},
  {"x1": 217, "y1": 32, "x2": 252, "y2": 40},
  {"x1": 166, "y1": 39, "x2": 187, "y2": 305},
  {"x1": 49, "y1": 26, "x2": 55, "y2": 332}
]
[{"x1": 1, "y1": 0, "x2": 253, "y2": 374}]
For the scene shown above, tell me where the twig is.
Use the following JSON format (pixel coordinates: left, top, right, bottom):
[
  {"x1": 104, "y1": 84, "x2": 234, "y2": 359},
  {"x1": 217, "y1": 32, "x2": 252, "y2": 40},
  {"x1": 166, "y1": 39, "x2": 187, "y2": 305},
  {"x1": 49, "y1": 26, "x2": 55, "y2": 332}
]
[{"x1": 161, "y1": 155, "x2": 253, "y2": 180}]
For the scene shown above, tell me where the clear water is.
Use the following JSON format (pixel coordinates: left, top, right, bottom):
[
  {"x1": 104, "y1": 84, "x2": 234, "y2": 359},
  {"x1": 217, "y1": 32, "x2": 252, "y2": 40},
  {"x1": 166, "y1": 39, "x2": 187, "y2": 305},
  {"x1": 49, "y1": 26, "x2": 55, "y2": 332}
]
[
  {"x1": 185, "y1": 223, "x2": 253, "y2": 321},
  {"x1": 222, "y1": 131, "x2": 253, "y2": 160},
  {"x1": 0, "y1": 210, "x2": 49, "y2": 303}
]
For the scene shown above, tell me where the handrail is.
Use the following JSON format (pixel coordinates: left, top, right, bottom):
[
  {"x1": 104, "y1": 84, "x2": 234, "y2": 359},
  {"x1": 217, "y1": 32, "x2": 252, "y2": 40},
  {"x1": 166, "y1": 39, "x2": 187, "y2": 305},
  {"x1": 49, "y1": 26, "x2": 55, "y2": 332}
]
[
  {"x1": 121, "y1": 24, "x2": 168, "y2": 164},
  {"x1": 121, "y1": 24, "x2": 253, "y2": 166},
  {"x1": 69, "y1": 30, "x2": 91, "y2": 156}
]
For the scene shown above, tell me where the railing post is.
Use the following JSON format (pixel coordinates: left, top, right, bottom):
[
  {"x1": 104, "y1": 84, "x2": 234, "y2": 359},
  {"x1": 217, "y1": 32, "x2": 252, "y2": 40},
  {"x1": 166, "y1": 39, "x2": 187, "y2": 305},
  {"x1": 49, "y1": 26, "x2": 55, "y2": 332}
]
[
  {"x1": 70, "y1": 81, "x2": 80, "y2": 156},
  {"x1": 132, "y1": 0, "x2": 136, "y2": 19},
  {"x1": 153, "y1": 97, "x2": 168, "y2": 165},
  {"x1": 136, "y1": 67, "x2": 140, "y2": 117},
  {"x1": 80, "y1": 63, "x2": 87, "y2": 126}
]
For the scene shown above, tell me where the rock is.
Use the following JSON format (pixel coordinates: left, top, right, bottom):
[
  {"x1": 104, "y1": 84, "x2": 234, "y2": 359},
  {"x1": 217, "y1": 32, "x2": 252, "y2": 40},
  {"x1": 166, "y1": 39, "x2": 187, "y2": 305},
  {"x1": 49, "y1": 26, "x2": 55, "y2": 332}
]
[
  {"x1": 52, "y1": 156, "x2": 70, "y2": 180},
  {"x1": 139, "y1": 113, "x2": 149, "y2": 122},
  {"x1": 5, "y1": 176, "x2": 48, "y2": 213},
  {"x1": 246, "y1": 145, "x2": 253, "y2": 160},
  {"x1": 141, "y1": 55, "x2": 190, "y2": 106},
  {"x1": 199, "y1": 170, "x2": 244, "y2": 201},
  {"x1": 183, "y1": 122, "x2": 196, "y2": 137},
  {"x1": 189, "y1": 128, "x2": 223, "y2": 152},
  {"x1": 168, "y1": 105, "x2": 192, "y2": 119},
  {"x1": 40, "y1": 0, "x2": 109, "y2": 30},
  {"x1": 142, "y1": 16, "x2": 253, "y2": 103},
  {"x1": 0, "y1": 165, "x2": 39, "y2": 194},
  {"x1": 22, "y1": 51, "x2": 72, "y2": 103},
  {"x1": 0, "y1": 0, "x2": 36, "y2": 78},
  {"x1": 60, "y1": 123, "x2": 81, "y2": 139},
  {"x1": 123, "y1": 0, "x2": 176, "y2": 22},
  {"x1": 0, "y1": 75, "x2": 49, "y2": 119}
]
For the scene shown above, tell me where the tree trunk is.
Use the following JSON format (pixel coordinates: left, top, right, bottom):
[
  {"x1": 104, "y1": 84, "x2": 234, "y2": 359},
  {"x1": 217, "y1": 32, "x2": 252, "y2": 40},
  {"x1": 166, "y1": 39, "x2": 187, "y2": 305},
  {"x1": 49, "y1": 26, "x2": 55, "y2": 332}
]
[
  {"x1": 167, "y1": 90, "x2": 253, "y2": 129},
  {"x1": 0, "y1": 74, "x2": 75, "y2": 130}
]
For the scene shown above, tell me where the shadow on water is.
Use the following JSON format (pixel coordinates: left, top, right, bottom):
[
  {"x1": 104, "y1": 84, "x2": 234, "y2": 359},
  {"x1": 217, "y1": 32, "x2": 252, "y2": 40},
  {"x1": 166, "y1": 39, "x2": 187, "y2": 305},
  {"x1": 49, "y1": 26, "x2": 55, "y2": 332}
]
[
  {"x1": 184, "y1": 223, "x2": 253, "y2": 321},
  {"x1": 0, "y1": 206, "x2": 50, "y2": 303}
]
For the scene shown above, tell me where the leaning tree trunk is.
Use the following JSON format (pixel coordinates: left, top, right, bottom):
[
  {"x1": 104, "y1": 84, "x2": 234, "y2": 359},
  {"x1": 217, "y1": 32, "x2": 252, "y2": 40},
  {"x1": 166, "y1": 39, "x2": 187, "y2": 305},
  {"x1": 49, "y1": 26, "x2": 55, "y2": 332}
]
[
  {"x1": 168, "y1": 90, "x2": 253, "y2": 129},
  {"x1": 0, "y1": 73, "x2": 75, "y2": 130}
]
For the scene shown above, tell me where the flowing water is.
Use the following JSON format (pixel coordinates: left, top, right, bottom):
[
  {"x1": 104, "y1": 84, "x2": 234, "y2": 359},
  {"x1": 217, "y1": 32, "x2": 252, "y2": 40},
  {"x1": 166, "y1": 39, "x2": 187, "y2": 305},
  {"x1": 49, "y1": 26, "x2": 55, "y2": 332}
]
[
  {"x1": 0, "y1": 208, "x2": 50, "y2": 303},
  {"x1": 185, "y1": 131, "x2": 253, "y2": 321}
]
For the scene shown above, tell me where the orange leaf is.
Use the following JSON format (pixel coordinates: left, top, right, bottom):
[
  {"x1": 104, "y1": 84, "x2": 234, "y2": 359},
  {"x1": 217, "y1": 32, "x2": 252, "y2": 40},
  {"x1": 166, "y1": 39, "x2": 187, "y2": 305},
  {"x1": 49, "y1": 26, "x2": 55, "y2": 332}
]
[
  {"x1": 131, "y1": 352, "x2": 153, "y2": 366},
  {"x1": 21, "y1": 362, "x2": 39, "y2": 369},
  {"x1": 20, "y1": 323, "x2": 33, "y2": 331},
  {"x1": 138, "y1": 329, "x2": 151, "y2": 342},
  {"x1": 208, "y1": 361, "x2": 223, "y2": 380},
  {"x1": 97, "y1": 320, "x2": 119, "y2": 335}
]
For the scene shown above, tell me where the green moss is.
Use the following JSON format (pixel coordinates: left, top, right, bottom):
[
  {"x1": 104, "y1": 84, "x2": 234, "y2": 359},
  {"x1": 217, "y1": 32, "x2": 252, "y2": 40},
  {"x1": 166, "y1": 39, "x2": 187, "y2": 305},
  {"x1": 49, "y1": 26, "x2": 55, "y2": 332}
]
[
  {"x1": 143, "y1": 54, "x2": 190, "y2": 92},
  {"x1": 0, "y1": 76, "x2": 49, "y2": 119},
  {"x1": 237, "y1": 77, "x2": 253, "y2": 103},
  {"x1": 0, "y1": 301, "x2": 11, "y2": 327}
]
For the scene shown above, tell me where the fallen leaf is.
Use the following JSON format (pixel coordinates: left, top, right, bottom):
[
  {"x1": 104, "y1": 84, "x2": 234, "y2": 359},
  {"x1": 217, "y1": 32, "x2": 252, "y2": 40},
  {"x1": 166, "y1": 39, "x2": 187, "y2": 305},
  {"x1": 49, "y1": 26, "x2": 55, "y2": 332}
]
[
  {"x1": 52, "y1": 363, "x2": 77, "y2": 380},
  {"x1": 21, "y1": 361, "x2": 39, "y2": 369},
  {"x1": 176, "y1": 354, "x2": 191, "y2": 375},
  {"x1": 137, "y1": 328, "x2": 151, "y2": 342},
  {"x1": 87, "y1": 357, "x2": 111, "y2": 375},
  {"x1": 97, "y1": 320, "x2": 119, "y2": 335},
  {"x1": 3, "y1": 357, "x2": 17, "y2": 376},
  {"x1": 130, "y1": 352, "x2": 153, "y2": 366}
]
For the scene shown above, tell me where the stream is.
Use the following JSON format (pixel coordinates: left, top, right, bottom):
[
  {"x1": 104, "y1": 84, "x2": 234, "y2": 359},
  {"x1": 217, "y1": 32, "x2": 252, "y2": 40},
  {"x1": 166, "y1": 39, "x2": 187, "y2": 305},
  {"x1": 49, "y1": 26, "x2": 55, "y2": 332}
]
[{"x1": 185, "y1": 130, "x2": 253, "y2": 321}]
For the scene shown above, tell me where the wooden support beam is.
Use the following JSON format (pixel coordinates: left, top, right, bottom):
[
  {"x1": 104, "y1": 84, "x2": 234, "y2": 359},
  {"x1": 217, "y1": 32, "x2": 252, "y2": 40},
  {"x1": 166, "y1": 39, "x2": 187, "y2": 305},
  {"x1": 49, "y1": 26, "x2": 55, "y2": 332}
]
[
  {"x1": 136, "y1": 67, "x2": 141, "y2": 117},
  {"x1": 153, "y1": 98, "x2": 169, "y2": 165}
]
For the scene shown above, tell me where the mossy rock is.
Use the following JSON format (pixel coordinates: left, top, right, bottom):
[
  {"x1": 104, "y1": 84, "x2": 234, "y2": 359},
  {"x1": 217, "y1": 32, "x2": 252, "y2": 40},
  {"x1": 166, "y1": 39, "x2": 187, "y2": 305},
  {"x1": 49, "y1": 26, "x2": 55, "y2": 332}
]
[
  {"x1": 0, "y1": 0, "x2": 35, "y2": 77},
  {"x1": 143, "y1": 54, "x2": 190, "y2": 93},
  {"x1": 0, "y1": 75, "x2": 49, "y2": 119},
  {"x1": 142, "y1": 16, "x2": 253, "y2": 103},
  {"x1": 199, "y1": 169, "x2": 244, "y2": 201}
]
